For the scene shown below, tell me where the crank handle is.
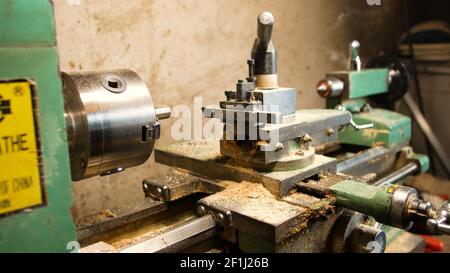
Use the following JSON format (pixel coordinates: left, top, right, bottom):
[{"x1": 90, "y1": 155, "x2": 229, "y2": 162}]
[
  {"x1": 427, "y1": 202, "x2": 450, "y2": 235},
  {"x1": 335, "y1": 105, "x2": 374, "y2": 131},
  {"x1": 350, "y1": 120, "x2": 374, "y2": 131}
]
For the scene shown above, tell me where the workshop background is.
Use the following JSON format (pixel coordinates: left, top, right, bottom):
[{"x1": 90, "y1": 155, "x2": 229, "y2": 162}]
[{"x1": 53, "y1": 0, "x2": 407, "y2": 219}]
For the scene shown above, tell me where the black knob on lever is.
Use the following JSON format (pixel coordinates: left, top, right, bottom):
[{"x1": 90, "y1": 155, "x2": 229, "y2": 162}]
[
  {"x1": 257, "y1": 11, "x2": 274, "y2": 50},
  {"x1": 251, "y1": 11, "x2": 277, "y2": 87}
]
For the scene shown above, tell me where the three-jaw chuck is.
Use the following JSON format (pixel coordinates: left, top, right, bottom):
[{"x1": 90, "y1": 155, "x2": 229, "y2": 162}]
[{"x1": 63, "y1": 69, "x2": 170, "y2": 181}]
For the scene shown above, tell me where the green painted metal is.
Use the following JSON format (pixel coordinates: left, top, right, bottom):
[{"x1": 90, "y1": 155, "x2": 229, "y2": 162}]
[
  {"x1": 0, "y1": 0, "x2": 76, "y2": 252},
  {"x1": 340, "y1": 98, "x2": 367, "y2": 113},
  {"x1": 0, "y1": 0, "x2": 56, "y2": 47},
  {"x1": 330, "y1": 180, "x2": 392, "y2": 224},
  {"x1": 326, "y1": 98, "x2": 367, "y2": 113},
  {"x1": 409, "y1": 152, "x2": 430, "y2": 174},
  {"x1": 327, "y1": 68, "x2": 389, "y2": 99},
  {"x1": 347, "y1": 69, "x2": 389, "y2": 99},
  {"x1": 325, "y1": 68, "x2": 411, "y2": 148},
  {"x1": 414, "y1": 153, "x2": 429, "y2": 174},
  {"x1": 339, "y1": 109, "x2": 412, "y2": 148}
]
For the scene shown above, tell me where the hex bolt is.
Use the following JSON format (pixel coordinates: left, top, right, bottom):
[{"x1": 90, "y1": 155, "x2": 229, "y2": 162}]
[
  {"x1": 246, "y1": 90, "x2": 254, "y2": 102},
  {"x1": 236, "y1": 80, "x2": 246, "y2": 101},
  {"x1": 225, "y1": 90, "x2": 234, "y2": 101}
]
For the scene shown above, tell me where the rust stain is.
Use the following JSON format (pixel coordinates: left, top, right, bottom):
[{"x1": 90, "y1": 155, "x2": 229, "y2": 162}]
[
  {"x1": 163, "y1": 29, "x2": 172, "y2": 37},
  {"x1": 92, "y1": 1, "x2": 153, "y2": 33},
  {"x1": 94, "y1": 54, "x2": 107, "y2": 68},
  {"x1": 68, "y1": 61, "x2": 76, "y2": 69}
]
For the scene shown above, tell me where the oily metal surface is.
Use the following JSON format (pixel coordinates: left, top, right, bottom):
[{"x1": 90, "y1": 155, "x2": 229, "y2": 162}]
[
  {"x1": 336, "y1": 145, "x2": 402, "y2": 179},
  {"x1": 259, "y1": 109, "x2": 351, "y2": 144},
  {"x1": 78, "y1": 194, "x2": 203, "y2": 249},
  {"x1": 155, "y1": 140, "x2": 337, "y2": 196},
  {"x1": 120, "y1": 215, "x2": 217, "y2": 253},
  {"x1": 76, "y1": 197, "x2": 167, "y2": 242},
  {"x1": 198, "y1": 182, "x2": 334, "y2": 243},
  {"x1": 143, "y1": 169, "x2": 231, "y2": 202}
]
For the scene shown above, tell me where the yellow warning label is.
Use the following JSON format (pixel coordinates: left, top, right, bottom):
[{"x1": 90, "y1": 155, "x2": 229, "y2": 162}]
[
  {"x1": 0, "y1": 81, "x2": 45, "y2": 216},
  {"x1": 387, "y1": 184, "x2": 399, "y2": 194}
]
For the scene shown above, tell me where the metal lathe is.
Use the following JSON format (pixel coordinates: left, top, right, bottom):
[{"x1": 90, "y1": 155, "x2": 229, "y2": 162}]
[{"x1": 0, "y1": 1, "x2": 448, "y2": 253}]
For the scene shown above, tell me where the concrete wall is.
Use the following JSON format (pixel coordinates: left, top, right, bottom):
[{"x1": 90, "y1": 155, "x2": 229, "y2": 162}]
[{"x1": 53, "y1": 0, "x2": 405, "y2": 218}]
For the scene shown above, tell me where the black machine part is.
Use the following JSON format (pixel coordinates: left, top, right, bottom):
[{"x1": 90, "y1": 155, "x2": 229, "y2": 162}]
[
  {"x1": 367, "y1": 56, "x2": 411, "y2": 105},
  {"x1": 251, "y1": 11, "x2": 277, "y2": 77}
]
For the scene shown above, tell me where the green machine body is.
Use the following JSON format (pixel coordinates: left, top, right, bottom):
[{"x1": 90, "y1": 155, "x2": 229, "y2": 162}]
[{"x1": 0, "y1": 0, "x2": 77, "y2": 252}]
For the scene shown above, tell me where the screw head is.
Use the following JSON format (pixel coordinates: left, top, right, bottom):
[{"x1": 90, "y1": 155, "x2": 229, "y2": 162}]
[
  {"x1": 302, "y1": 134, "x2": 313, "y2": 143},
  {"x1": 197, "y1": 206, "x2": 206, "y2": 216},
  {"x1": 215, "y1": 213, "x2": 225, "y2": 224},
  {"x1": 101, "y1": 75, "x2": 127, "y2": 93},
  {"x1": 275, "y1": 142, "x2": 285, "y2": 151},
  {"x1": 327, "y1": 128, "x2": 335, "y2": 136}
]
